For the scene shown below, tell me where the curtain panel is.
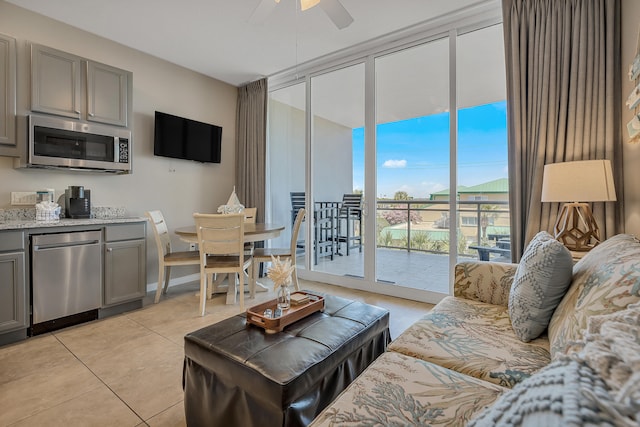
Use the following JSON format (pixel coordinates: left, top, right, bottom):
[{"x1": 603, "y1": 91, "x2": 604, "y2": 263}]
[
  {"x1": 502, "y1": 0, "x2": 622, "y2": 261},
  {"x1": 235, "y1": 78, "x2": 268, "y2": 222}
]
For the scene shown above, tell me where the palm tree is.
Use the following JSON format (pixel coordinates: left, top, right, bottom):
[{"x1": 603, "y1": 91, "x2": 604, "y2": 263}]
[{"x1": 480, "y1": 204, "x2": 499, "y2": 244}]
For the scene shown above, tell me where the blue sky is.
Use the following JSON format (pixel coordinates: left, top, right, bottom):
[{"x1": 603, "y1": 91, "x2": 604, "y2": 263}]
[{"x1": 352, "y1": 101, "x2": 508, "y2": 199}]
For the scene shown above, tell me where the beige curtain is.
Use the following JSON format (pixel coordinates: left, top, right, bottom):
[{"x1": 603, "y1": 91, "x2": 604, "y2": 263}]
[
  {"x1": 235, "y1": 78, "x2": 268, "y2": 222},
  {"x1": 502, "y1": 0, "x2": 623, "y2": 261}
]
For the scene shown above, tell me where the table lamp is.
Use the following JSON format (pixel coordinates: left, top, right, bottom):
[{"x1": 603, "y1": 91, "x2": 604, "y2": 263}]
[{"x1": 541, "y1": 159, "x2": 616, "y2": 251}]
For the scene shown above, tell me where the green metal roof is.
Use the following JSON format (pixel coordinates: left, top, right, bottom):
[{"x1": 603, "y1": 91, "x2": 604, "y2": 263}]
[{"x1": 431, "y1": 178, "x2": 508, "y2": 197}]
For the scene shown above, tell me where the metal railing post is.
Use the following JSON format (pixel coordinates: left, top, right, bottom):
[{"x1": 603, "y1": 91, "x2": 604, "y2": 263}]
[{"x1": 406, "y1": 201, "x2": 411, "y2": 253}]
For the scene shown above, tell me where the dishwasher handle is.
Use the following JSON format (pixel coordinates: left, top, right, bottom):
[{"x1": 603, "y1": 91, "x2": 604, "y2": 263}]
[
  {"x1": 33, "y1": 239, "x2": 101, "y2": 251},
  {"x1": 32, "y1": 230, "x2": 102, "y2": 251}
]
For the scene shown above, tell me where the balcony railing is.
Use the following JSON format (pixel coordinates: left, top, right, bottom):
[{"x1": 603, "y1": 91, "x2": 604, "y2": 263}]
[{"x1": 375, "y1": 199, "x2": 510, "y2": 258}]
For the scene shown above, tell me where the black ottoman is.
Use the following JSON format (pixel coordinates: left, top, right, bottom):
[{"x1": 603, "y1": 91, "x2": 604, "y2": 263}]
[{"x1": 183, "y1": 292, "x2": 390, "y2": 427}]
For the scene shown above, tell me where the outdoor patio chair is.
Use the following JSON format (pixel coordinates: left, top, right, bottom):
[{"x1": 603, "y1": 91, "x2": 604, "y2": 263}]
[{"x1": 337, "y1": 193, "x2": 363, "y2": 255}]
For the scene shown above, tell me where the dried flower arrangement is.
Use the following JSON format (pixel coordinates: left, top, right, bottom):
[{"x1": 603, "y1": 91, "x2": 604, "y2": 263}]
[{"x1": 266, "y1": 255, "x2": 295, "y2": 290}]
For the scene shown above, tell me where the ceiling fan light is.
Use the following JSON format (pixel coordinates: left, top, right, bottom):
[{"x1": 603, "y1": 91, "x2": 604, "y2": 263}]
[{"x1": 300, "y1": 0, "x2": 321, "y2": 11}]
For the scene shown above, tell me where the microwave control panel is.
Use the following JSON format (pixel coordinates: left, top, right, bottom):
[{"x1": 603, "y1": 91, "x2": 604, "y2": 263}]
[{"x1": 118, "y1": 139, "x2": 129, "y2": 163}]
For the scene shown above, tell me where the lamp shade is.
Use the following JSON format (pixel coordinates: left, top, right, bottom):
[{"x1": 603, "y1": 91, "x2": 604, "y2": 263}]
[
  {"x1": 541, "y1": 160, "x2": 617, "y2": 203},
  {"x1": 300, "y1": 0, "x2": 321, "y2": 10}
]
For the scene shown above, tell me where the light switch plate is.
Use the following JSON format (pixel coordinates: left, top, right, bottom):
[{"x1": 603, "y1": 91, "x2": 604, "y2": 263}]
[{"x1": 11, "y1": 191, "x2": 37, "y2": 205}]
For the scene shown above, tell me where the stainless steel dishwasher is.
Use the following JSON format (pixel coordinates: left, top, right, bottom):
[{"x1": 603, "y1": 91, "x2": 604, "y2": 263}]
[{"x1": 31, "y1": 230, "x2": 102, "y2": 328}]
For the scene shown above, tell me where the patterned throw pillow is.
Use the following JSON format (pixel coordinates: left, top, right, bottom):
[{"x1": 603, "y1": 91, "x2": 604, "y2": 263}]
[
  {"x1": 548, "y1": 234, "x2": 640, "y2": 358},
  {"x1": 471, "y1": 302, "x2": 640, "y2": 427},
  {"x1": 509, "y1": 231, "x2": 573, "y2": 342},
  {"x1": 468, "y1": 358, "x2": 618, "y2": 427}
]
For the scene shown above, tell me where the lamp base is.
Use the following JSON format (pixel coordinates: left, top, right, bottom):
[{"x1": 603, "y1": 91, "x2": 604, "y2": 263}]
[{"x1": 553, "y1": 202, "x2": 600, "y2": 252}]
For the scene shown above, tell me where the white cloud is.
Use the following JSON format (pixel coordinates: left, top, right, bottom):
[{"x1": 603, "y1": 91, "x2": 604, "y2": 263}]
[{"x1": 382, "y1": 159, "x2": 407, "y2": 168}]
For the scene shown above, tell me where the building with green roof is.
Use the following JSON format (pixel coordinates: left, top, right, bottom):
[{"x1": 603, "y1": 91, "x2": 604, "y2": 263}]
[{"x1": 430, "y1": 178, "x2": 508, "y2": 202}]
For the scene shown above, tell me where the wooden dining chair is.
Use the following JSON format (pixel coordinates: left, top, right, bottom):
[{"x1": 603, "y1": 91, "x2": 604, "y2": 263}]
[
  {"x1": 146, "y1": 210, "x2": 200, "y2": 304},
  {"x1": 193, "y1": 213, "x2": 252, "y2": 316},
  {"x1": 243, "y1": 207, "x2": 257, "y2": 257},
  {"x1": 250, "y1": 208, "x2": 306, "y2": 298}
]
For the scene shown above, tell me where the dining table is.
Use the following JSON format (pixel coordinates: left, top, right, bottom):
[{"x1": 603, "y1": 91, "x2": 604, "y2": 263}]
[
  {"x1": 174, "y1": 222, "x2": 284, "y2": 244},
  {"x1": 174, "y1": 222, "x2": 285, "y2": 303}
]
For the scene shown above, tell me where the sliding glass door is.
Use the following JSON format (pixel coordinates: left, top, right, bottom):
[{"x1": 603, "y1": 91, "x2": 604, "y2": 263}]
[
  {"x1": 375, "y1": 37, "x2": 451, "y2": 295},
  {"x1": 267, "y1": 82, "x2": 306, "y2": 272},
  {"x1": 309, "y1": 63, "x2": 365, "y2": 278},
  {"x1": 267, "y1": 13, "x2": 508, "y2": 304},
  {"x1": 456, "y1": 24, "x2": 509, "y2": 264}
]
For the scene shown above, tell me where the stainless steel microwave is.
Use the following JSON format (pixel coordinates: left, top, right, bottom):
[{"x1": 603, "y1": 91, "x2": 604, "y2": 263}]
[{"x1": 23, "y1": 115, "x2": 132, "y2": 174}]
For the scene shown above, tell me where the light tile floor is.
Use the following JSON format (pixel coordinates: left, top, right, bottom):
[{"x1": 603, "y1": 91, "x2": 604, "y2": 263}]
[{"x1": 0, "y1": 279, "x2": 433, "y2": 426}]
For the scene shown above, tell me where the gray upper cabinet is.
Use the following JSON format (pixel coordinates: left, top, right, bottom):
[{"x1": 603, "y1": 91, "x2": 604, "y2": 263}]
[
  {"x1": 0, "y1": 33, "x2": 17, "y2": 155},
  {"x1": 87, "y1": 61, "x2": 129, "y2": 127},
  {"x1": 31, "y1": 43, "x2": 131, "y2": 127},
  {"x1": 31, "y1": 44, "x2": 82, "y2": 119}
]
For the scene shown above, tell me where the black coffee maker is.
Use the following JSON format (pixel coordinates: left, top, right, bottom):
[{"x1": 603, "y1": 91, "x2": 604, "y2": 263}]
[{"x1": 65, "y1": 186, "x2": 91, "y2": 219}]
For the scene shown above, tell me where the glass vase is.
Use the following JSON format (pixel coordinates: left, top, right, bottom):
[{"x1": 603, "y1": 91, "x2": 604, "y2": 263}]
[{"x1": 277, "y1": 285, "x2": 291, "y2": 310}]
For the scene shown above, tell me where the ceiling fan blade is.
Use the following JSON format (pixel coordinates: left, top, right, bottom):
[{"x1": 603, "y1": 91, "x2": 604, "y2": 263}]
[
  {"x1": 318, "y1": 0, "x2": 354, "y2": 29},
  {"x1": 248, "y1": 0, "x2": 278, "y2": 24}
]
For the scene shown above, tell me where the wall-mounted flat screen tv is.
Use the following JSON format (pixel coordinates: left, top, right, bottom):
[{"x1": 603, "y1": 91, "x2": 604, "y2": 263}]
[{"x1": 153, "y1": 111, "x2": 222, "y2": 163}]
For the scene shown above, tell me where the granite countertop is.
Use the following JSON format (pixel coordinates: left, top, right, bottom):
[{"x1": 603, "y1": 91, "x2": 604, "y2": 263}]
[
  {"x1": 0, "y1": 206, "x2": 147, "y2": 231},
  {"x1": 0, "y1": 216, "x2": 147, "y2": 231}
]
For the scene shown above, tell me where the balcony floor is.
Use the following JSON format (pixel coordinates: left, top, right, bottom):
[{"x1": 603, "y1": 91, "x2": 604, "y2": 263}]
[
  {"x1": 299, "y1": 247, "x2": 462, "y2": 295},
  {"x1": 298, "y1": 244, "x2": 512, "y2": 296}
]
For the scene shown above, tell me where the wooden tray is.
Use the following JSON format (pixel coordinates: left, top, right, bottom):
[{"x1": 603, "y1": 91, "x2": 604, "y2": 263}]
[{"x1": 246, "y1": 291, "x2": 325, "y2": 334}]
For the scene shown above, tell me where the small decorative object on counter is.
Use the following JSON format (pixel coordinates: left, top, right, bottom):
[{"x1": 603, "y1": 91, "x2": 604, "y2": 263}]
[
  {"x1": 35, "y1": 201, "x2": 61, "y2": 221},
  {"x1": 267, "y1": 255, "x2": 295, "y2": 310},
  {"x1": 217, "y1": 186, "x2": 245, "y2": 214}
]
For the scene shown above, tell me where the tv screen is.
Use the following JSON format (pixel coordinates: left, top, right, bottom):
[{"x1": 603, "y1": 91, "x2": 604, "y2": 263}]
[{"x1": 153, "y1": 111, "x2": 222, "y2": 163}]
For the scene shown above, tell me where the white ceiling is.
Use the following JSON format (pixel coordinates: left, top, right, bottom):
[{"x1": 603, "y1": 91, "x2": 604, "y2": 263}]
[{"x1": 7, "y1": 0, "x2": 491, "y2": 87}]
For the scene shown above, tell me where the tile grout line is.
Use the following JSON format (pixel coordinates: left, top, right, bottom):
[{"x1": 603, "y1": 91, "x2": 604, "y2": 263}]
[{"x1": 50, "y1": 331, "x2": 149, "y2": 425}]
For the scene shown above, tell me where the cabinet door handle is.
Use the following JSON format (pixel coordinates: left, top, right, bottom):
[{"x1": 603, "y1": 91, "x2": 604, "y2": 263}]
[
  {"x1": 107, "y1": 248, "x2": 113, "y2": 252},
  {"x1": 88, "y1": 112, "x2": 95, "y2": 117},
  {"x1": 74, "y1": 109, "x2": 81, "y2": 114}
]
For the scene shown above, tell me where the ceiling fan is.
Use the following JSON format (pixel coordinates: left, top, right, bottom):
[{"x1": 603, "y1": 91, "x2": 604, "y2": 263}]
[{"x1": 249, "y1": 0, "x2": 354, "y2": 30}]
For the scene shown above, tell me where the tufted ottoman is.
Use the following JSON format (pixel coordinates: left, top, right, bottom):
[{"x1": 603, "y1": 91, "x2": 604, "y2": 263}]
[{"x1": 183, "y1": 292, "x2": 390, "y2": 427}]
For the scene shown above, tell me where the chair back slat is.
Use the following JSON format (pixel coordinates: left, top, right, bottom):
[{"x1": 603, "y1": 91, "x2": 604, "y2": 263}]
[
  {"x1": 342, "y1": 193, "x2": 362, "y2": 208},
  {"x1": 290, "y1": 192, "x2": 306, "y2": 210}
]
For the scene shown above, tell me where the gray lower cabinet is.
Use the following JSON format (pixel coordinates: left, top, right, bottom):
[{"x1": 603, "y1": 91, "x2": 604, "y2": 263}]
[
  {"x1": 103, "y1": 223, "x2": 146, "y2": 306},
  {"x1": 0, "y1": 231, "x2": 27, "y2": 339}
]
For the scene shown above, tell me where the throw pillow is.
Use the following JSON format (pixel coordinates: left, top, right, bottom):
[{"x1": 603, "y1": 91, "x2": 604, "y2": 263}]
[
  {"x1": 509, "y1": 231, "x2": 573, "y2": 342},
  {"x1": 468, "y1": 358, "x2": 619, "y2": 427},
  {"x1": 547, "y1": 234, "x2": 640, "y2": 358},
  {"x1": 471, "y1": 302, "x2": 640, "y2": 427}
]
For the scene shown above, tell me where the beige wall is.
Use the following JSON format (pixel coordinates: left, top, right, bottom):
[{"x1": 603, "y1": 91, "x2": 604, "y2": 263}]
[
  {"x1": 622, "y1": 0, "x2": 640, "y2": 237},
  {"x1": 0, "y1": 1, "x2": 238, "y2": 287}
]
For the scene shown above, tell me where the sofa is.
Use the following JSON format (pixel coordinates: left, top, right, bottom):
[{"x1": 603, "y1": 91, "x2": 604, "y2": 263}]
[{"x1": 310, "y1": 233, "x2": 640, "y2": 426}]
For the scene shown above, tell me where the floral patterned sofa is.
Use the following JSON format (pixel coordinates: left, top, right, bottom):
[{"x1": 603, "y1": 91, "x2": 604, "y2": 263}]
[{"x1": 311, "y1": 234, "x2": 640, "y2": 426}]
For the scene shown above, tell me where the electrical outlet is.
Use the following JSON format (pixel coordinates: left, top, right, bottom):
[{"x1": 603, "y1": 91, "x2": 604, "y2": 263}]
[{"x1": 11, "y1": 192, "x2": 37, "y2": 205}]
